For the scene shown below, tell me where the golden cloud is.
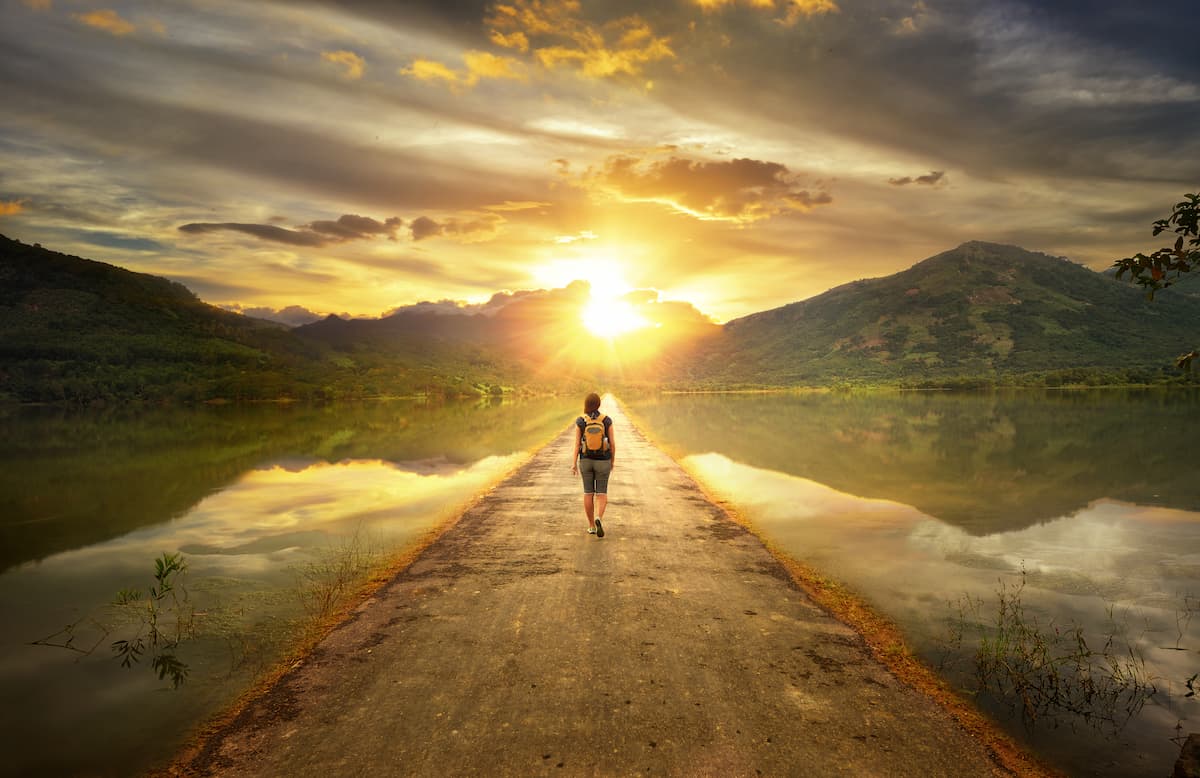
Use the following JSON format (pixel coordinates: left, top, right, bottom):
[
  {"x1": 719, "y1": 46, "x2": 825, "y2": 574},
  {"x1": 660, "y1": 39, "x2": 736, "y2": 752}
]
[
  {"x1": 321, "y1": 50, "x2": 366, "y2": 80},
  {"x1": 403, "y1": 1, "x2": 673, "y2": 90},
  {"x1": 485, "y1": 200, "x2": 552, "y2": 212},
  {"x1": 21, "y1": 0, "x2": 52, "y2": 10},
  {"x1": 0, "y1": 200, "x2": 26, "y2": 216},
  {"x1": 690, "y1": 0, "x2": 839, "y2": 26},
  {"x1": 410, "y1": 212, "x2": 506, "y2": 243},
  {"x1": 584, "y1": 153, "x2": 832, "y2": 223},
  {"x1": 401, "y1": 50, "x2": 526, "y2": 91},
  {"x1": 486, "y1": 0, "x2": 674, "y2": 79},
  {"x1": 693, "y1": 0, "x2": 775, "y2": 10},
  {"x1": 73, "y1": 9, "x2": 136, "y2": 36}
]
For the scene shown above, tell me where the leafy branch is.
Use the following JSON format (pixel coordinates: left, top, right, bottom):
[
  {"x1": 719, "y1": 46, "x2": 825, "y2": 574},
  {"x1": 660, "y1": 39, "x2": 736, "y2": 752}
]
[
  {"x1": 1113, "y1": 192, "x2": 1200, "y2": 299},
  {"x1": 30, "y1": 552, "x2": 194, "y2": 688}
]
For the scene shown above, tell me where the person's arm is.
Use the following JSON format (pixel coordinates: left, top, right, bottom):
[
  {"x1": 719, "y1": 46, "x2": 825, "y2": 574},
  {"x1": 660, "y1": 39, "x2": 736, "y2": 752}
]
[
  {"x1": 570, "y1": 422, "x2": 581, "y2": 474},
  {"x1": 607, "y1": 421, "x2": 616, "y2": 468}
]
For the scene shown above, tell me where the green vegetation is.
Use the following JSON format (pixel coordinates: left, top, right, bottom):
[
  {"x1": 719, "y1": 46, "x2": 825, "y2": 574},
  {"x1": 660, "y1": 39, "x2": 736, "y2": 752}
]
[
  {"x1": 0, "y1": 235, "x2": 546, "y2": 404},
  {"x1": 938, "y1": 571, "x2": 1155, "y2": 732},
  {"x1": 111, "y1": 552, "x2": 194, "y2": 688},
  {"x1": 692, "y1": 242, "x2": 1200, "y2": 388},
  {"x1": 32, "y1": 552, "x2": 195, "y2": 689}
]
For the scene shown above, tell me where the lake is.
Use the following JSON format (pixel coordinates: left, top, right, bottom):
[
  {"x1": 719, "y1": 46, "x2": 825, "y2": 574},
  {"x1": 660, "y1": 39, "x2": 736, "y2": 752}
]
[
  {"x1": 624, "y1": 389, "x2": 1200, "y2": 777},
  {"x1": 6, "y1": 390, "x2": 1199, "y2": 777},
  {"x1": 0, "y1": 396, "x2": 577, "y2": 777}
]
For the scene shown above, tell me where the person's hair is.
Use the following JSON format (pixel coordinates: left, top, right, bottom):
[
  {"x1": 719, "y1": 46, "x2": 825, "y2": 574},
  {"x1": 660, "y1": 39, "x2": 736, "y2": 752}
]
[{"x1": 584, "y1": 392, "x2": 601, "y2": 414}]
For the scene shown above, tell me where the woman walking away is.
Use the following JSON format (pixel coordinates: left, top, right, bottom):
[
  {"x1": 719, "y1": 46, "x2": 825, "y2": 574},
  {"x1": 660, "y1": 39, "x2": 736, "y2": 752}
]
[{"x1": 570, "y1": 392, "x2": 615, "y2": 537}]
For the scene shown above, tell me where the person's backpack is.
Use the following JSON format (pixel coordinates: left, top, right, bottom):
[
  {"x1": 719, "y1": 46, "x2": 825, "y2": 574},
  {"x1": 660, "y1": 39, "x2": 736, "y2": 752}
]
[{"x1": 580, "y1": 414, "x2": 609, "y2": 459}]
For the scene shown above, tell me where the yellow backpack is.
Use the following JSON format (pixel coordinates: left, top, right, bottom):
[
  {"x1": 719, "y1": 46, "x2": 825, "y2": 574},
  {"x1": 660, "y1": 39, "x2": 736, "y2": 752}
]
[{"x1": 580, "y1": 414, "x2": 609, "y2": 458}]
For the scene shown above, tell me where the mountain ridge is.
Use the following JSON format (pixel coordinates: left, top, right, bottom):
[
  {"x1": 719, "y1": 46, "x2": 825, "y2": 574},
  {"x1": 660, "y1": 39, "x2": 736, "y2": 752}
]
[{"x1": 2, "y1": 234, "x2": 1197, "y2": 402}]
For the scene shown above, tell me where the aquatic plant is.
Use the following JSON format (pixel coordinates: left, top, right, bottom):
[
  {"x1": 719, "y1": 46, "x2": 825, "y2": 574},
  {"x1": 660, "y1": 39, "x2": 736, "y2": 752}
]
[
  {"x1": 293, "y1": 529, "x2": 380, "y2": 627},
  {"x1": 32, "y1": 552, "x2": 194, "y2": 688},
  {"x1": 941, "y1": 569, "x2": 1157, "y2": 732},
  {"x1": 111, "y1": 552, "x2": 194, "y2": 687}
]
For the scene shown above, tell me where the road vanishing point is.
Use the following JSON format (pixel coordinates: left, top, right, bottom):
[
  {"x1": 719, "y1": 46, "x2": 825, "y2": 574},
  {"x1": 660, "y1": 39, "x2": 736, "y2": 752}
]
[{"x1": 178, "y1": 398, "x2": 1020, "y2": 778}]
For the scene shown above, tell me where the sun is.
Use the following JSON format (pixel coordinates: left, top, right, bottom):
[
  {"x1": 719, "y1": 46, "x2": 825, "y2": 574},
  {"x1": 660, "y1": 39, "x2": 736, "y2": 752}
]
[
  {"x1": 532, "y1": 253, "x2": 656, "y2": 338},
  {"x1": 581, "y1": 295, "x2": 651, "y2": 337}
]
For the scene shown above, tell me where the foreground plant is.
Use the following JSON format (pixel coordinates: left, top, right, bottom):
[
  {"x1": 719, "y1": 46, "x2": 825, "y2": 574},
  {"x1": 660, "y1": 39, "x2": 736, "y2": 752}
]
[
  {"x1": 111, "y1": 552, "x2": 194, "y2": 687},
  {"x1": 32, "y1": 551, "x2": 194, "y2": 688},
  {"x1": 942, "y1": 570, "x2": 1157, "y2": 732},
  {"x1": 1114, "y1": 193, "x2": 1200, "y2": 299}
]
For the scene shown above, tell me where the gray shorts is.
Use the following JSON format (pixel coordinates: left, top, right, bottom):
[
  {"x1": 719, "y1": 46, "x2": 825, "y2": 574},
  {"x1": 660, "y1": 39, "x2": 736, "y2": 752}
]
[{"x1": 578, "y1": 457, "x2": 612, "y2": 494}]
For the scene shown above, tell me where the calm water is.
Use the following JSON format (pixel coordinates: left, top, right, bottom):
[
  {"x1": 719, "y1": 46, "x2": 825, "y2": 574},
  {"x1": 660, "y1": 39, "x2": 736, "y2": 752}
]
[
  {"x1": 0, "y1": 397, "x2": 576, "y2": 777},
  {"x1": 626, "y1": 389, "x2": 1200, "y2": 778}
]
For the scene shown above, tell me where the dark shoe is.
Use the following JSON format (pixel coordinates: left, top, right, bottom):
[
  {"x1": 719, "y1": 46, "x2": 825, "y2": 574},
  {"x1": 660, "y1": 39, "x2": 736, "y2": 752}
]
[{"x1": 595, "y1": 518, "x2": 604, "y2": 538}]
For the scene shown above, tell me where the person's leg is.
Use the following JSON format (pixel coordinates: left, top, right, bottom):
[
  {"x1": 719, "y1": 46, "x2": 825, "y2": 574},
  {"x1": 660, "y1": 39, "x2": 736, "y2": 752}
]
[
  {"x1": 590, "y1": 459, "x2": 611, "y2": 538},
  {"x1": 579, "y1": 459, "x2": 597, "y2": 529},
  {"x1": 593, "y1": 459, "x2": 612, "y2": 522}
]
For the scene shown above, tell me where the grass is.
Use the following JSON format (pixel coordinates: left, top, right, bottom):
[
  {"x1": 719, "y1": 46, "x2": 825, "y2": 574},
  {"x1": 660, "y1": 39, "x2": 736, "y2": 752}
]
[{"x1": 939, "y1": 570, "x2": 1157, "y2": 733}]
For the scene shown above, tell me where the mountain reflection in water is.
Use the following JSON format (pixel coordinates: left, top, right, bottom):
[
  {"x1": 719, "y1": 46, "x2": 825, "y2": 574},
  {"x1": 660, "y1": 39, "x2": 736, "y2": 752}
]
[{"x1": 627, "y1": 389, "x2": 1200, "y2": 778}]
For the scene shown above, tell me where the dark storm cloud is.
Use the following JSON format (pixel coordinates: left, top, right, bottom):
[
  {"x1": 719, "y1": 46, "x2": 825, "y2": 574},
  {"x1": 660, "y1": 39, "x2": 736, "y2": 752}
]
[{"x1": 662, "y1": 0, "x2": 1200, "y2": 186}]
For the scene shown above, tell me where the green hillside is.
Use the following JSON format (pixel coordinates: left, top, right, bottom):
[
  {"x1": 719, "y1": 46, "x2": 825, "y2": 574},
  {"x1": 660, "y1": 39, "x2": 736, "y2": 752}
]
[
  {"x1": 0, "y1": 235, "x2": 539, "y2": 403},
  {"x1": 704, "y1": 242, "x2": 1200, "y2": 387}
]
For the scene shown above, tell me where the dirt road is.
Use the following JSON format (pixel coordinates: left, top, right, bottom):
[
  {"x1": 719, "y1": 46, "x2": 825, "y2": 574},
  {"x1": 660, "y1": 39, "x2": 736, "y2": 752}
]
[{"x1": 180, "y1": 398, "x2": 1006, "y2": 777}]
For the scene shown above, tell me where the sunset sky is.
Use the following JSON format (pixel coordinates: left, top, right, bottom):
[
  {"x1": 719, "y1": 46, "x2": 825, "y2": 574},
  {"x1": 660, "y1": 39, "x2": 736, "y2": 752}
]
[{"x1": 0, "y1": 0, "x2": 1196, "y2": 324}]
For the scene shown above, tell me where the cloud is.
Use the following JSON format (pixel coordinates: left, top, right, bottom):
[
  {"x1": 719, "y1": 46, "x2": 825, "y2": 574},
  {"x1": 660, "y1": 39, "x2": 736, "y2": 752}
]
[
  {"x1": 485, "y1": 0, "x2": 674, "y2": 80},
  {"x1": 179, "y1": 213, "x2": 403, "y2": 247},
  {"x1": 401, "y1": 50, "x2": 526, "y2": 91},
  {"x1": 73, "y1": 9, "x2": 136, "y2": 36},
  {"x1": 21, "y1": 0, "x2": 51, "y2": 10},
  {"x1": 223, "y1": 304, "x2": 325, "y2": 327},
  {"x1": 307, "y1": 214, "x2": 403, "y2": 240},
  {"x1": 888, "y1": 170, "x2": 946, "y2": 186},
  {"x1": 555, "y1": 230, "x2": 597, "y2": 244},
  {"x1": 321, "y1": 50, "x2": 366, "y2": 80},
  {"x1": 585, "y1": 153, "x2": 832, "y2": 222},
  {"x1": 485, "y1": 200, "x2": 551, "y2": 212},
  {"x1": 777, "y1": 0, "x2": 840, "y2": 26},
  {"x1": 410, "y1": 212, "x2": 505, "y2": 242},
  {"x1": 179, "y1": 222, "x2": 327, "y2": 247},
  {"x1": 0, "y1": 200, "x2": 25, "y2": 216},
  {"x1": 409, "y1": 215, "x2": 442, "y2": 241},
  {"x1": 690, "y1": 0, "x2": 839, "y2": 26},
  {"x1": 891, "y1": 1, "x2": 932, "y2": 36}
]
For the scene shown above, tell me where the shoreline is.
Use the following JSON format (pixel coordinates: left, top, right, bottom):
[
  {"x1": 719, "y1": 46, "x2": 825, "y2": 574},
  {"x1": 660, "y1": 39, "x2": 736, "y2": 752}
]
[{"x1": 619, "y1": 401, "x2": 1058, "y2": 778}]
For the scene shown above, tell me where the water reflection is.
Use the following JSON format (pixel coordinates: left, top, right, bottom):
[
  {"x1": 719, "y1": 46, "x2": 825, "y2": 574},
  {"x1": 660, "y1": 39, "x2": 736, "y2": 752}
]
[
  {"x1": 0, "y1": 397, "x2": 576, "y2": 777},
  {"x1": 632, "y1": 390, "x2": 1200, "y2": 533},
  {"x1": 628, "y1": 390, "x2": 1200, "y2": 777}
]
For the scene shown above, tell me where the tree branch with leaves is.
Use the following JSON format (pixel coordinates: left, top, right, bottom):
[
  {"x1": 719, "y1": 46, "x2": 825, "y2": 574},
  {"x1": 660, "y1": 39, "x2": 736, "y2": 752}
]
[{"x1": 1114, "y1": 192, "x2": 1200, "y2": 298}]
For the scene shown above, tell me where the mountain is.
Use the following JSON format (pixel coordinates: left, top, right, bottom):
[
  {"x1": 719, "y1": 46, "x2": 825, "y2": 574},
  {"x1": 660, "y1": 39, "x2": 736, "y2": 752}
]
[
  {"x1": 699, "y1": 241, "x2": 1200, "y2": 386},
  {"x1": 3, "y1": 236, "x2": 1197, "y2": 403},
  {"x1": 0, "y1": 235, "x2": 534, "y2": 402},
  {"x1": 295, "y1": 281, "x2": 720, "y2": 382}
]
